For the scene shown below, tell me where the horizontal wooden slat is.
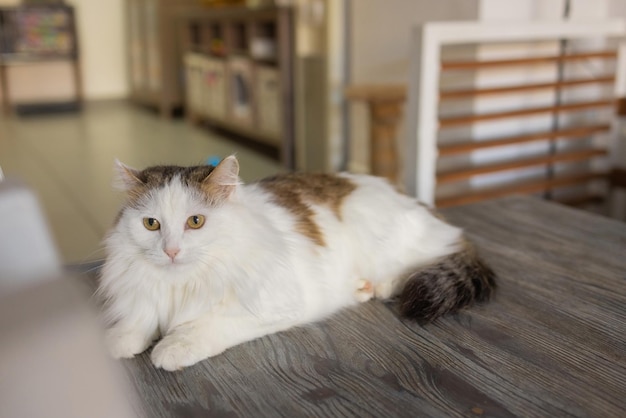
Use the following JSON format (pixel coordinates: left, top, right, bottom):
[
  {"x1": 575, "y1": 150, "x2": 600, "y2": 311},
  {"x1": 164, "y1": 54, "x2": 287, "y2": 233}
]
[
  {"x1": 438, "y1": 124, "x2": 610, "y2": 156},
  {"x1": 436, "y1": 172, "x2": 607, "y2": 208},
  {"x1": 439, "y1": 76, "x2": 615, "y2": 100},
  {"x1": 556, "y1": 193, "x2": 606, "y2": 207},
  {"x1": 437, "y1": 149, "x2": 607, "y2": 184},
  {"x1": 617, "y1": 97, "x2": 626, "y2": 116},
  {"x1": 441, "y1": 50, "x2": 617, "y2": 70},
  {"x1": 439, "y1": 99, "x2": 613, "y2": 128},
  {"x1": 610, "y1": 168, "x2": 626, "y2": 188}
]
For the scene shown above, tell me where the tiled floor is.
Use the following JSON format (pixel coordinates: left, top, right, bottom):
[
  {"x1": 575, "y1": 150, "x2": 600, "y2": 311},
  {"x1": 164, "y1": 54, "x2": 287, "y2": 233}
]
[{"x1": 0, "y1": 101, "x2": 282, "y2": 265}]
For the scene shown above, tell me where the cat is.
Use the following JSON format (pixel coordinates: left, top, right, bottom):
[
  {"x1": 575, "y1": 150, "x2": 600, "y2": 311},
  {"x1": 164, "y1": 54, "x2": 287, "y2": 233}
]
[{"x1": 98, "y1": 155, "x2": 496, "y2": 371}]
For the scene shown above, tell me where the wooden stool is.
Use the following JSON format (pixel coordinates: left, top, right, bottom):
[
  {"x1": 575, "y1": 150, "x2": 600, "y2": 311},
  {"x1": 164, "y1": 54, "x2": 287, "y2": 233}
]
[{"x1": 345, "y1": 84, "x2": 407, "y2": 183}]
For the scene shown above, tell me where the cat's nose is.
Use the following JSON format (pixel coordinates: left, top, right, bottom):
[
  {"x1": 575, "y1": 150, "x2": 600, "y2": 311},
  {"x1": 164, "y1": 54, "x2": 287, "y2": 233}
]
[{"x1": 164, "y1": 248, "x2": 180, "y2": 261}]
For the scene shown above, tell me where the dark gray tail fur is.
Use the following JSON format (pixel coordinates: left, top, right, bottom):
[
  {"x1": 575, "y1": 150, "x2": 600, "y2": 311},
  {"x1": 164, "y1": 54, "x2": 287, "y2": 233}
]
[{"x1": 398, "y1": 243, "x2": 496, "y2": 323}]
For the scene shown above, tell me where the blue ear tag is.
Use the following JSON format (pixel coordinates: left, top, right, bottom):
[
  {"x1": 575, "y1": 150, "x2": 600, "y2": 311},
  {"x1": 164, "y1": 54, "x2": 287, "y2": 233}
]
[{"x1": 206, "y1": 156, "x2": 221, "y2": 167}]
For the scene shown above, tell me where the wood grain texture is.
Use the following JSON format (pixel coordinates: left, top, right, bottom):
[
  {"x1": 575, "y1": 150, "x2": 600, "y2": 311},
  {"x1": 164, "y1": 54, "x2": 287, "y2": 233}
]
[{"x1": 109, "y1": 196, "x2": 626, "y2": 417}]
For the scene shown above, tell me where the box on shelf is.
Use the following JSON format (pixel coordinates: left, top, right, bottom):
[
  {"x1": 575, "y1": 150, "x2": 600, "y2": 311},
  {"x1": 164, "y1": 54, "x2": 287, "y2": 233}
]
[
  {"x1": 201, "y1": 56, "x2": 227, "y2": 119},
  {"x1": 227, "y1": 56, "x2": 254, "y2": 126},
  {"x1": 184, "y1": 52, "x2": 206, "y2": 116}
]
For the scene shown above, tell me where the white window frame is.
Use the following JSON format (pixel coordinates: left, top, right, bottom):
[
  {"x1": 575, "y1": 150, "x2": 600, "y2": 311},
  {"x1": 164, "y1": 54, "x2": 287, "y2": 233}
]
[{"x1": 403, "y1": 20, "x2": 626, "y2": 205}]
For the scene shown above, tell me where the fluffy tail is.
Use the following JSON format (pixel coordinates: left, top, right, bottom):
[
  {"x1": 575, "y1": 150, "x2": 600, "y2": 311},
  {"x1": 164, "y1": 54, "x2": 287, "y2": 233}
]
[{"x1": 398, "y1": 242, "x2": 496, "y2": 323}]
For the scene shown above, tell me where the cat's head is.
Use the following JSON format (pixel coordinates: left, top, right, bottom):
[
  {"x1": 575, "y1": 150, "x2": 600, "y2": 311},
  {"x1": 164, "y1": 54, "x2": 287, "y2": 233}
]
[{"x1": 110, "y1": 156, "x2": 240, "y2": 270}]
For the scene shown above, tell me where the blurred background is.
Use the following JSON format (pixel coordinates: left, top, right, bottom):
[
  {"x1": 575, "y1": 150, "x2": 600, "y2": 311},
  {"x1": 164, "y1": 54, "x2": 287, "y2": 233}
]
[
  {"x1": 0, "y1": 0, "x2": 625, "y2": 267},
  {"x1": 1, "y1": 3, "x2": 626, "y2": 417}
]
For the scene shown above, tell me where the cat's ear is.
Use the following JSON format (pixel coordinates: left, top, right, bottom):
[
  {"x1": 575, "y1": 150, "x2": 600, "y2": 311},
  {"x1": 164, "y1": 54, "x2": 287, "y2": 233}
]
[
  {"x1": 113, "y1": 159, "x2": 143, "y2": 191},
  {"x1": 204, "y1": 155, "x2": 240, "y2": 201}
]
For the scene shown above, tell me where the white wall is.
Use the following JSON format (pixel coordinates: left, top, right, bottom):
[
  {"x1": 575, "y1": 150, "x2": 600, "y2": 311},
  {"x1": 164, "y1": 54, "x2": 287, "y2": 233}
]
[
  {"x1": 72, "y1": 0, "x2": 127, "y2": 99},
  {"x1": 348, "y1": 0, "x2": 479, "y2": 173},
  {"x1": 0, "y1": 0, "x2": 127, "y2": 102}
]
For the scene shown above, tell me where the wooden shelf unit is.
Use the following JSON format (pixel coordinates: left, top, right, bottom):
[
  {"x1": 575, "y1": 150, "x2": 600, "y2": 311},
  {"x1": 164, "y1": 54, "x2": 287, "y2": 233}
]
[{"x1": 179, "y1": 5, "x2": 295, "y2": 168}]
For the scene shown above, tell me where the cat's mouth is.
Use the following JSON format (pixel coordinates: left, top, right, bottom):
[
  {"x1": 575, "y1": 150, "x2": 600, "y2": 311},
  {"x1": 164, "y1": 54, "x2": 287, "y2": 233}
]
[
  {"x1": 145, "y1": 249, "x2": 197, "y2": 270},
  {"x1": 166, "y1": 258, "x2": 185, "y2": 267},
  {"x1": 151, "y1": 255, "x2": 187, "y2": 268}
]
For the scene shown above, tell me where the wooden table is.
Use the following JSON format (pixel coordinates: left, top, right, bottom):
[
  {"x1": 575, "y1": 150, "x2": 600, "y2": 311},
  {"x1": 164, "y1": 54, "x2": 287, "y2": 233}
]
[{"x1": 119, "y1": 196, "x2": 626, "y2": 417}]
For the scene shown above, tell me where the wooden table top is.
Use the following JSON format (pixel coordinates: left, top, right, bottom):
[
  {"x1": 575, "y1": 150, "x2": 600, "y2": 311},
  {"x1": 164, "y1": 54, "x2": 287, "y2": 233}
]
[{"x1": 120, "y1": 196, "x2": 626, "y2": 417}]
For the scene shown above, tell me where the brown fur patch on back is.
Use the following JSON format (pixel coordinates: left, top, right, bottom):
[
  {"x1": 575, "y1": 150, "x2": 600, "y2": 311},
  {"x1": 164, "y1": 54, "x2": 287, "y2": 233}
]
[{"x1": 260, "y1": 173, "x2": 356, "y2": 246}]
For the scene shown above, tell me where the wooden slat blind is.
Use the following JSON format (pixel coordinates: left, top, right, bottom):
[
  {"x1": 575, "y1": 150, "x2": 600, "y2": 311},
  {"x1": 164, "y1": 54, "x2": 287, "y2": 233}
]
[{"x1": 435, "y1": 47, "x2": 617, "y2": 208}]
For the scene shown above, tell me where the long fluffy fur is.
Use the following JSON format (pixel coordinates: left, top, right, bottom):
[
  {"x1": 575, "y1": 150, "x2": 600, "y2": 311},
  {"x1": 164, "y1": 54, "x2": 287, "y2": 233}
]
[
  {"x1": 99, "y1": 156, "x2": 496, "y2": 370},
  {"x1": 397, "y1": 243, "x2": 496, "y2": 323}
]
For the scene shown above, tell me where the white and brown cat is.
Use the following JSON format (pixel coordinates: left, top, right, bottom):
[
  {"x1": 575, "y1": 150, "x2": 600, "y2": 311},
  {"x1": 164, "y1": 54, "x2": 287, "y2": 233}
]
[{"x1": 98, "y1": 156, "x2": 495, "y2": 371}]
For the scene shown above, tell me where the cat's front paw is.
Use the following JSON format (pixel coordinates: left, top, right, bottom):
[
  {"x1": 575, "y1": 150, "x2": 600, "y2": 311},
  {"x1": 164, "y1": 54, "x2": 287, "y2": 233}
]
[
  {"x1": 105, "y1": 327, "x2": 151, "y2": 359},
  {"x1": 151, "y1": 335, "x2": 224, "y2": 371}
]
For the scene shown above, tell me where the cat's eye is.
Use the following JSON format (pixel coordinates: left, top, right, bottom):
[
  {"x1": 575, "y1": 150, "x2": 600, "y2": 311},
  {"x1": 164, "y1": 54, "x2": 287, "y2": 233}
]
[
  {"x1": 186, "y1": 215, "x2": 205, "y2": 229},
  {"x1": 143, "y1": 217, "x2": 160, "y2": 231}
]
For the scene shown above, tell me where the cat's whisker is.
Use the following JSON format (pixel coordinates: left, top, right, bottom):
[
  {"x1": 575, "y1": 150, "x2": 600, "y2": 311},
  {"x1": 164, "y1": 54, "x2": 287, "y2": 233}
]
[
  {"x1": 79, "y1": 262, "x2": 106, "y2": 275},
  {"x1": 65, "y1": 260, "x2": 106, "y2": 276},
  {"x1": 80, "y1": 245, "x2": 107, "y2": 258},
  {"x1": 71, "y1": 246, "x2": 108, "y2": 268}
]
